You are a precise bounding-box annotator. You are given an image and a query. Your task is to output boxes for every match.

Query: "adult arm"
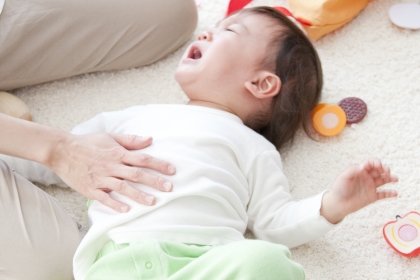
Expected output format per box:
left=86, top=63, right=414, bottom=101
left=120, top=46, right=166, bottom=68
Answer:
left=0, top=113, right=176, bottom=212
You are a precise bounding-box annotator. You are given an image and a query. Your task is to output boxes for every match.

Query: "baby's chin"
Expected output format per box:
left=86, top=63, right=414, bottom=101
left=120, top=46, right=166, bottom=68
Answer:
left=174, top=68, right=193, bottom=89
left=173, top=68, right=183, bottom=85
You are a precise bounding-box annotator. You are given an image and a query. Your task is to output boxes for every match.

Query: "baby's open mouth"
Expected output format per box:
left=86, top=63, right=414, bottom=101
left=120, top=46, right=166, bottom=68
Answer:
left=188, top=46, right=202, bottom=60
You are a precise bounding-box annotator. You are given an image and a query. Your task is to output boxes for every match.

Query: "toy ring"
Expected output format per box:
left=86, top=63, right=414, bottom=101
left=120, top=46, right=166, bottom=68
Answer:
left=311, top=103, right=347, bottom=136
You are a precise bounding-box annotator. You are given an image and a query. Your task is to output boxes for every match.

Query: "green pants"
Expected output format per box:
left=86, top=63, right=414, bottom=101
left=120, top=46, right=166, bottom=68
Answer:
left=86, top=239, right=305, bottom=280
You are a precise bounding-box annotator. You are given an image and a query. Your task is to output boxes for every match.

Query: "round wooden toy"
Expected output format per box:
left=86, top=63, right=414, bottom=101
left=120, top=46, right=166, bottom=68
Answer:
left=338, top=97, right=367, bottom=124
left=383, top=211, right=420, bottom=257
left=0, top=91, right=32, bottom=121
left=311, top=103, right=347, bottom=136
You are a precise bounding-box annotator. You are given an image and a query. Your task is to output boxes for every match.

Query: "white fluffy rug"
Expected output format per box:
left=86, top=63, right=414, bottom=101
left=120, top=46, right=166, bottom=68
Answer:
left=12, top=0, right=420, bottom=279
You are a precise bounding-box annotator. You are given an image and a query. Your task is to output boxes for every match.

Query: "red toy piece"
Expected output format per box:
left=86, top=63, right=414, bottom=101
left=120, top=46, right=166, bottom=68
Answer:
left=226, top=0, right=252, bottom=15
left=383, top=211, right=420, bottom=257
left=225, top=0, right=311, bottom=26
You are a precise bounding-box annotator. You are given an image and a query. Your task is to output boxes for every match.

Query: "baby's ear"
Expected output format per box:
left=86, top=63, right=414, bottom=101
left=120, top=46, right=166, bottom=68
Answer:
left=244, top=71, right=281, bottom=99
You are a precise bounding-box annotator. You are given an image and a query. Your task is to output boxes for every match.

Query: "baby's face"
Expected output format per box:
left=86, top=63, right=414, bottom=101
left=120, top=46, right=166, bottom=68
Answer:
left=175, top=12, right=276, bottom=105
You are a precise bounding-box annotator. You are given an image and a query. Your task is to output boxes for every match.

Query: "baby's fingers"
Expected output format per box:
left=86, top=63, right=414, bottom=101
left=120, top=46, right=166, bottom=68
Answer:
left=380, top=165, right=398, bottom=181
left=374, top=166, right=398, bottom=186
left=360, top=158, right=384, bottom=178
left=377, top=190, right=398, bottom=200
left=389, top=174, right=399, bottom=183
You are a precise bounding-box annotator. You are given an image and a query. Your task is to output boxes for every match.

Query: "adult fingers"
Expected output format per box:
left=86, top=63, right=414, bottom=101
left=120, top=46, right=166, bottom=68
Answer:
left=108, top=133, right=176, bottom=175
left=91, top=188, right=131, bottom=213
left=109, top=133, right=153, bottom=150
left=91, top=180, right=157, bottom=213
left=116, top=165, right=173, bottom=192
left=122, top=151, right=176, bottom=176
left=106, top=178, right=157, bottom=205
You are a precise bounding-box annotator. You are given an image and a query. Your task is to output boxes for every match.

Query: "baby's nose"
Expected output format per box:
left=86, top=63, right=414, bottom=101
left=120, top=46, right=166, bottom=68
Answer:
left=197, top=31, right=212, bottom=41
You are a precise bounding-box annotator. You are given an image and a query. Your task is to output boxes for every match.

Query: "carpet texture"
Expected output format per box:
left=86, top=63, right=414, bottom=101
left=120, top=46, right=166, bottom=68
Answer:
left=12, top=0, right=420, bottom=279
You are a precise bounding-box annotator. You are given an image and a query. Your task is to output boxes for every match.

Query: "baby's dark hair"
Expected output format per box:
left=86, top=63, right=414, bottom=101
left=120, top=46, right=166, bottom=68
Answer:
left=241, top=7, right=323, bottom=150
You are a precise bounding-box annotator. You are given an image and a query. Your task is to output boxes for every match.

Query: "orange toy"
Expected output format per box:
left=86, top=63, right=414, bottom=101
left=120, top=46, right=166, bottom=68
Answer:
left=288, top=0, right=371, bottom=41
left=311, top=103, right=346, bottom=136
left=226, top=0, right=372, bottom=41
left=383, top=212, right=420, bottom=257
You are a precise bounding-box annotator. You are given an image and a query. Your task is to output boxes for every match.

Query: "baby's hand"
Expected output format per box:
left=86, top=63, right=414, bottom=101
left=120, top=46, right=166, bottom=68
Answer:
left=320, top=158, right=398, bottom=224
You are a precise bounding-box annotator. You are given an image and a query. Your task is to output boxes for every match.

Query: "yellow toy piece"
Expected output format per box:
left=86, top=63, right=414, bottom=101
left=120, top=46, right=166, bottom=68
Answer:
left=311, top=103, right=346, bottom=136
left=0, top=91, right=33, bottom=121
left=288, top=0, right=371, bottom=41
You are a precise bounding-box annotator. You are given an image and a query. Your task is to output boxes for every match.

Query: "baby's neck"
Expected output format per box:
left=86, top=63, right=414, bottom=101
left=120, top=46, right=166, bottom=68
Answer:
left=186, top=100, right=258, bottom=130
left=186, top=100, right=236, bottom=116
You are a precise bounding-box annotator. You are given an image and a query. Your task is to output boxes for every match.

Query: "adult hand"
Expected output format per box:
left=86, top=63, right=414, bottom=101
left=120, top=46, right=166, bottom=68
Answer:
left=47, top=133, right=176, bottom=213
left=1, top=113, right=173, bottom=212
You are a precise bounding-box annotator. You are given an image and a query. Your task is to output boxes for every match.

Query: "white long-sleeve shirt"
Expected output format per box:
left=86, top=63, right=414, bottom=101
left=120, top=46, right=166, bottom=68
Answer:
left=0, top=104, right=335, bottom=279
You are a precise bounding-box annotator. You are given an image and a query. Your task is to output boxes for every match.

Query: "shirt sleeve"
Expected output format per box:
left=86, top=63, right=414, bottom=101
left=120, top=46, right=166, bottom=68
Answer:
left=246, top=150, right=336, bottom=248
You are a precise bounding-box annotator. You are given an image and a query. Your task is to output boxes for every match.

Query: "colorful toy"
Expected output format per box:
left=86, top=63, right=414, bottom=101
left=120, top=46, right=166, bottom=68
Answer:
left=226, top=0, right=252, bottom=15
left=226, top=0, right=308, bottom=26
left=311, top=104, right=346, bottom=136
left=288, top=0, right=371, bottom=41
left=383, top=212, right=420, bottom=257
left=389, top=3, right=420, bottom=30
left=311, top=97, right=367, bottom=136
left=226, top=0, right=371, bottom=41
left=338, top=97, right=367, bottom=124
